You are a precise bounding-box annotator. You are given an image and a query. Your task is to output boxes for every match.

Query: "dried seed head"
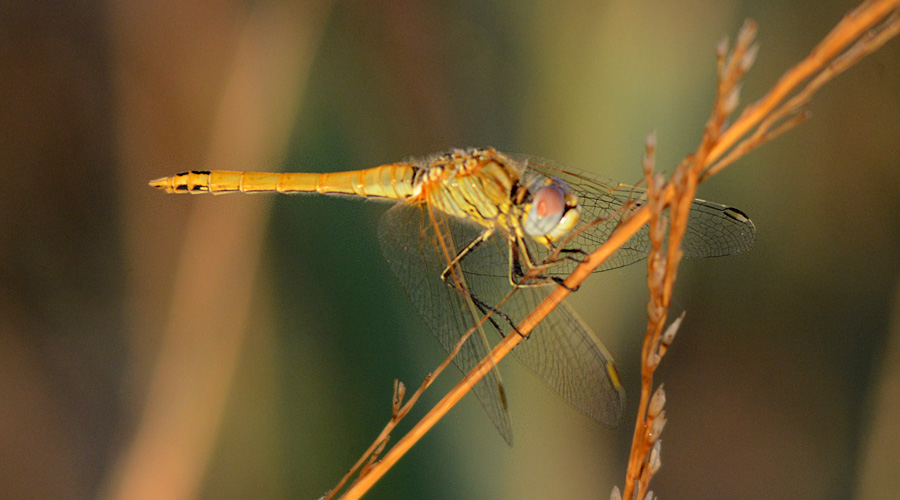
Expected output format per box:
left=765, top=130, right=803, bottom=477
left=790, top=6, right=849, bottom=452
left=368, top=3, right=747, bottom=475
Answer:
left=741, top=43, right=760, bottom=72
left=646, top=352, right=660, bottom=369
left=647, top=301, right=665, bottom=323
left=717, top=36, right=729, bottom=58
left=651, top=216, right=668, bottom=239
left=649, top=440, right=662, bottom=474
left=652, top=173, right=665, bottom=188
left=660, top=311, right=685, bottom=351
left=648, top=385, right=666, bottom=418
left=393, top=380, right=406, bottom=412
left=723, top=83, right=742, bottom=114
left=670, top=247, right=683, bottom=267
left=645, top=130, right=658, bottom=150
left=643, top=143, right=657, bottom=178
left=610, top=486, right=622, bottom=500
left=643, top=155, right=653, bottom=177
left=737, top=19, right=758, bottom=49
left=648, top=259, right=666, bottom=291
left=670, top=167, right=685, bottom=187
left=648, top=410, right=667, bottom=443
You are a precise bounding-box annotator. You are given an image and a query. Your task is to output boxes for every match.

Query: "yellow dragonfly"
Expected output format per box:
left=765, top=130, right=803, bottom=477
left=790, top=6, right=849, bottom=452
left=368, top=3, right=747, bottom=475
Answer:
left=151, top=147, right=755, bottom=444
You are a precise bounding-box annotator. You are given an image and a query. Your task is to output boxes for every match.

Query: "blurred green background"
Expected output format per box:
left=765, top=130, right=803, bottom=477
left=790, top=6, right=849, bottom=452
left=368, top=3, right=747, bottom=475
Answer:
left=2, top=0, right=899, bottom=499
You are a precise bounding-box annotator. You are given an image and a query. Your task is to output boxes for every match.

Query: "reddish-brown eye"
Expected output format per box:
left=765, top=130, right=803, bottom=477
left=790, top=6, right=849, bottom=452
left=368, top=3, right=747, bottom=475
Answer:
left=524, top=184, right=566, bottom=237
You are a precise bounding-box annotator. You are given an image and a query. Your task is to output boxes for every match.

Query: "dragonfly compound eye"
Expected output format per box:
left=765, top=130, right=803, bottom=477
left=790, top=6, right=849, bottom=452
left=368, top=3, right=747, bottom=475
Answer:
left=523, top=183, right=566, bottom=237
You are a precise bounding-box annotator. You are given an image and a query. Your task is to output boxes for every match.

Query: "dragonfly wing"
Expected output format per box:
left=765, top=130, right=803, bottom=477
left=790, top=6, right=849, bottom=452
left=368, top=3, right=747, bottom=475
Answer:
left=571, top=187, right=756, bottom=266
left=677, top=199, right=755, bottom=257
left=425, top=218, right=627, bottom=428
left=512, top=155, right=756, bottom=276
left=506, top=290, right=626, bottom=426
left=378, top=200, right=514, bottom=444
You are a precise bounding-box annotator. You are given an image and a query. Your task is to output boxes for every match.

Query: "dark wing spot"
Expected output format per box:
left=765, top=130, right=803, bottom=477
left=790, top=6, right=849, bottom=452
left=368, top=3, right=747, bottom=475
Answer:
left=723, top=206, right=752, bottom=223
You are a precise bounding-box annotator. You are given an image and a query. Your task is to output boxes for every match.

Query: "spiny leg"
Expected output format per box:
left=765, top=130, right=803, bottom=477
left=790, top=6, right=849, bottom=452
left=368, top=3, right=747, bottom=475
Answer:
left=439, top=229, right=526, bottom=338
left=548, top=248, right=588, bottom=291
left=469, top=293, right=524, bottom=339
left=439, top=228, right=494, bottom=285
left=508, top=238, right=582, bottom=292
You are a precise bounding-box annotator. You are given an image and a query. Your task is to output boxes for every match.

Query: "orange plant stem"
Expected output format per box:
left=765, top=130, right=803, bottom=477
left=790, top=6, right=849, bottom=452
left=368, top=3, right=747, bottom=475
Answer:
left=339, top=190, right=665, bottom=500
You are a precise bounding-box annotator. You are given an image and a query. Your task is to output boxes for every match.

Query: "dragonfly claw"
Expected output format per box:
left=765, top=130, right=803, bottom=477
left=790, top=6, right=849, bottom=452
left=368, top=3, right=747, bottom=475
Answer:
left=553, top=277, right=580, bottom=292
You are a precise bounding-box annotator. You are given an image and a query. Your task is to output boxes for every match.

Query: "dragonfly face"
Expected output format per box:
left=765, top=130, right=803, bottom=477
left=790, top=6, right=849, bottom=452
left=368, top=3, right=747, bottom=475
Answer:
left=520, top=176, right=582, bottom=246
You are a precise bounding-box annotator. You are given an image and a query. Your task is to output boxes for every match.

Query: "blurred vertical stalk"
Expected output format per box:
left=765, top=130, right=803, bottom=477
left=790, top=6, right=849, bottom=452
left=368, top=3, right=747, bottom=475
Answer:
left=855, top=279, right=900, bottom=496
left=106, top=1, right=332, bottom=499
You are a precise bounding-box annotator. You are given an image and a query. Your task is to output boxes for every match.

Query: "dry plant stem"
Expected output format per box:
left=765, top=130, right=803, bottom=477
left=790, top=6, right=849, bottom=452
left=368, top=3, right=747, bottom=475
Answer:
left=629, top=142, right=668, bottom=499
left=338, top=2, right=900, bottom=499
left=702, top=0, right=900, bottom=181
left=324, top=322, right=482, bottom=500
left=625, top=2, right=900, bottom=497
left=105, top=3, right=331, bottom=500
left=625, top=138, right=699, bottom=500
left=339, top=194, right=662, bottom=500
left=328, top=288, right=523, bottom=499
left=704, top=7, right=900, bottom=180
left=323, top=383, right=412, bottom=499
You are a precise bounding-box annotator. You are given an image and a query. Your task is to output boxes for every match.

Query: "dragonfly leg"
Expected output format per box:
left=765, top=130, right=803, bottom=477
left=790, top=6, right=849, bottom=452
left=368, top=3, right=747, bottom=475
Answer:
left=438, top=229, right=528, bottom=338
left=469, top=293, right=525, bottom=338
left=551, top=276, right=580, bottom=292
left=507, top=236, right=580, bottom=289
left=507, top=238, right=548, bottom=288
left=439, top=228, right=495, bottom=288
left=558, top=247, right=589, bottom=264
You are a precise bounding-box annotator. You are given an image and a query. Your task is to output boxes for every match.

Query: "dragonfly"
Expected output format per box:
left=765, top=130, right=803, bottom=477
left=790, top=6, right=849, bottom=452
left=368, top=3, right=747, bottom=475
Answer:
left=150, top=147, right=755, bottom=444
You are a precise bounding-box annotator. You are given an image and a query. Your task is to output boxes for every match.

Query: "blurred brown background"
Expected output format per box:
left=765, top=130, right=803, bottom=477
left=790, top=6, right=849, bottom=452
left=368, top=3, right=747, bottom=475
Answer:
left=2, top=0, right=899, bottom=499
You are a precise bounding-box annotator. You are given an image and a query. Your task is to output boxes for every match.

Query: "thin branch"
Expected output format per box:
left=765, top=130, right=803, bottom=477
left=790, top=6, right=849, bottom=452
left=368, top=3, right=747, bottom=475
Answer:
left=336, top=1, right=900, bottom=498
left=339, top=182, right=672, bottom=500
left=326, top=283, right=523, bottom=499
left=702, top=0, right=900, bottom=180
left=624, top=1, right=899, bottom=497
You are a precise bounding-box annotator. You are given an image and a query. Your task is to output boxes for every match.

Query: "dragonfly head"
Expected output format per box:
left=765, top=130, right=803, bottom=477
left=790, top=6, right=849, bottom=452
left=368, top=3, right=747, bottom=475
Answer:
left=522, top=177, right=582, bottom=245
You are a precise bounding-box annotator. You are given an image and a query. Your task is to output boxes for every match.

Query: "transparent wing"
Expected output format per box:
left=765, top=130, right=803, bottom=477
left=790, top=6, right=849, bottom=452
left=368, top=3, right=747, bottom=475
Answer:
left=379, top=199, right=626, bottom=437
left=378, top=200, right=514, bottom=444
left=377, top=152, right=754, bottom=442
left=458, top=230, right=627, bottom=426
left=507, top=153, right=757, bottom=277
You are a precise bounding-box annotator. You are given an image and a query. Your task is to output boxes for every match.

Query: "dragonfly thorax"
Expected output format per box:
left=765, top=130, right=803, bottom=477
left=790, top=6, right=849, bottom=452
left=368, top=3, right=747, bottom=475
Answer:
left=413, top=148, right=582, bottom=248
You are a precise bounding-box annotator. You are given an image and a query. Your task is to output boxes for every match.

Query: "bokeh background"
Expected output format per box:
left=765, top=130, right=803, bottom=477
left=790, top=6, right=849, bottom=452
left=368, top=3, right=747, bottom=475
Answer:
left=2, top=0, right=899, bottom=499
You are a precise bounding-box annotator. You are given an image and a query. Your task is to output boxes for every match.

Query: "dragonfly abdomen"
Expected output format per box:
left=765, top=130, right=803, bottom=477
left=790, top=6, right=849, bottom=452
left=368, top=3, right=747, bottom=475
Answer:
left=149, top=164, right=419, bottom=199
